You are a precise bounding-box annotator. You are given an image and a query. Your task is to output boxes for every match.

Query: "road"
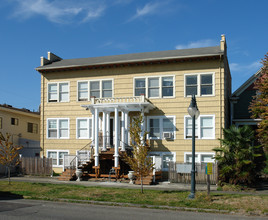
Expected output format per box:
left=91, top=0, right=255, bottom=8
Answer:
left=0, top=199, right=264, bottom=220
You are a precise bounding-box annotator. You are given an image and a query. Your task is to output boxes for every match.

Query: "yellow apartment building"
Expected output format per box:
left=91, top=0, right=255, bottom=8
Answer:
left=36, top=35, right=231, bottom=175
left=0, top=104, right=40, bottom=166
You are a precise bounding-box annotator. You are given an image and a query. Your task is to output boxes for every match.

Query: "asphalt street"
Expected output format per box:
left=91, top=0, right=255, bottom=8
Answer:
left=0, top=199, right=264, bottom=220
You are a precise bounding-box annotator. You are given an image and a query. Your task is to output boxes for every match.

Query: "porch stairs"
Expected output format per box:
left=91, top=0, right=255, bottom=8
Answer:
left=58, top=168, right=76, bottom=181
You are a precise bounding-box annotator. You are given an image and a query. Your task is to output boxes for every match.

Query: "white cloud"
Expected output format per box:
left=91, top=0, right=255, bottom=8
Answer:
left=9, top=0, right=105, bottom=24
left=230, top=61, right=261, bottom=72
left=175, top=39, right=217, bottom=50
left=128, top=2, right=161, bottom=21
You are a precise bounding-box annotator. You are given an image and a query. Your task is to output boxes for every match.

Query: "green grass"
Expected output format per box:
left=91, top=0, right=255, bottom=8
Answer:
left=0, top=181, right=267, bottom=216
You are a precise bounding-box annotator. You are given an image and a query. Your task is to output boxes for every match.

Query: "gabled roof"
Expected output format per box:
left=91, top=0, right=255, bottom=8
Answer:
left=232, top=69, right=262, bottom=97
left=36, top=46, right=223, bottom=72
left=0, top=104, right=40, bottom=118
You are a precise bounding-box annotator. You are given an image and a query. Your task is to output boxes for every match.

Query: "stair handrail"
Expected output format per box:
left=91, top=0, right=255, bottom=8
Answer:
left=76, top=140, right=94, bottom=168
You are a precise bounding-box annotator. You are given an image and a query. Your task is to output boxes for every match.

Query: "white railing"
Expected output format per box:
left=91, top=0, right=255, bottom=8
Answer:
left=91, top=95, right=148, bottom=104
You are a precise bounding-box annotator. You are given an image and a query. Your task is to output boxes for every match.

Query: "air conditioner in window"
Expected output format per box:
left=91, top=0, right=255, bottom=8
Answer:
left=163, top=132, right=172, bottom=139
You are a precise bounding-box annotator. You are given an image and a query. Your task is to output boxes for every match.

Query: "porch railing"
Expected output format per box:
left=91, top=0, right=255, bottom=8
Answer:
left=94, top=96, right=148, bottom=104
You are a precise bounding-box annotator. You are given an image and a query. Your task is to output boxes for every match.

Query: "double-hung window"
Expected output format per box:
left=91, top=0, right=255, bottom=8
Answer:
left=47, top=119, right=69, bottom=139
left=134, top=76, right=174, bottom=98
left=184, top=152, right=215, bottom=163
left=184, top=115, right=215, bottom=139
left=27, top=122, right=38, bottom=134
left=48, top=82, right=69, bottom=102
left=47, top=150, right=69, bottom=166
left=148, top=116, right=176, bottom=139
left=76, top=118, right=92, bottom=139
left=78, top=79, right=113, bottom=101
left=185, top=73, right=214, bottom=97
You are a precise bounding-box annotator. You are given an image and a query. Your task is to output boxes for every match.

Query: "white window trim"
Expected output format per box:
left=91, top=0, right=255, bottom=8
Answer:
left=133, top=75, right=175, bottom=99
left=47, top=82, right=70, bottom=103
left=184, top=152, right=215, bottom=163
left=77, top=79, right=114, bottom=101
left=184, top=115, right=215, bottom=140
left=184, top=72, right=215, bottom=97
left=76, top=117, right=93, bottom=139
left=147, top=116, right=176, bottom=140
left=149, top=151, right=176, bottom=171
left=47, top=118, right=70, bottom=139
left=47, top=150, right=69, bottom=167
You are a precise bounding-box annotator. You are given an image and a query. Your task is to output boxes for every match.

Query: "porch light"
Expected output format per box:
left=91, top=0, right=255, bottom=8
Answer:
left=187, top=95, right=199, bottom=199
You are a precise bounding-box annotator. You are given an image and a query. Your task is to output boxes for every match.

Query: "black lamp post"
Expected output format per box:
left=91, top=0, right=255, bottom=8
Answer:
left=188, top=95, right=200, bottom=199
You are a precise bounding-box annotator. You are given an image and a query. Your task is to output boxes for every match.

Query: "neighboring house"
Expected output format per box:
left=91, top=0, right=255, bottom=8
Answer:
left=0, top=104, right=41, bottom=158
left=36, top=35, right=231, bottom=175
left=230, top=69, right=261, bottom=128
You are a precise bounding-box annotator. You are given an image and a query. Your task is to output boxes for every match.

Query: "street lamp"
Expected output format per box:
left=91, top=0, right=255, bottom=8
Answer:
left=188, top=95, right=200, bottom=199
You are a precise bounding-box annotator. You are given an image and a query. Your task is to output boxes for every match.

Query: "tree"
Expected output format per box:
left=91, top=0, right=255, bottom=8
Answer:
left=249, top=52, right=268, bottom=150
left=0, top=132, right=23, bottom=184
left=123, top=114, right=154, bottom=193
left=213, top=125, right=265, bottom=186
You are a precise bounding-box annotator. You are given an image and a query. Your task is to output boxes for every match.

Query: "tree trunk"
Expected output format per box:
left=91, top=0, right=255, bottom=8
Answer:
left=141, top=174, right=143, bottom=194
left=8, top=166, right=11, bottom=185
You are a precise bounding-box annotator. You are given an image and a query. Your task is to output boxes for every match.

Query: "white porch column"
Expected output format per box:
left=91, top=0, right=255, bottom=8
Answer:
left=94, top=108, right=99, bottom=167
left=124, top=111, right=129, bottom=146
left=106, top=112, right=110, bottom=147
left=91, top=110, right=95, bottom=145
left=102, top=111, right=107, bottom=151
left=121, top=111, right=125, bottom=151
left=114, top=107, right=119, bottom=167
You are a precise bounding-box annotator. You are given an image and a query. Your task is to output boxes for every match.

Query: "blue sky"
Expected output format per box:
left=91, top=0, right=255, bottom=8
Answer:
left=0, top=0, right=267, bottom=111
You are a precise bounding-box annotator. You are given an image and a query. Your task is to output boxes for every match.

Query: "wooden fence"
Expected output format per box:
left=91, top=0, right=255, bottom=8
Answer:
left=168, top=162, right=218, bottom=184
left=20, top=157, right=52, bottom=176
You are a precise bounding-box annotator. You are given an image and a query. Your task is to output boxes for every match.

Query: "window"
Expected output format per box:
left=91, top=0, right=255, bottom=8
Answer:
left=0, top=117, right=2, bottom=129
left=48, top=82, right=69, bottom=102
left=11, top=117, right=19, bottom=125
left=47, top=119, right=69, bottom=139
left=27, top=123, right=38, bottom=134
left=134, top=76, right=174, bottom=98
left=185, top=73, right=214, bottom=96
left=78, top=79, right=113, bottom=101
left=148, top=116, right=176, bottom=139
left=47, top=150, right=69, bottom=167
left=150, top=152, right=176, bottom=171
left=184, top=115, right=215, bottom=139
left=184, top=152, right=214, bottom=163
left=77, top=118, right=92, bottom=139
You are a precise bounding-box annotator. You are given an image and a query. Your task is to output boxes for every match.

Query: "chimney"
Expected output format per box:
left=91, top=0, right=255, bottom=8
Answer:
left=40, top=56, right=51, bottom=66
left=48, top=52, right=62, bottom=62
left=220, top=34, right=226, bottom=51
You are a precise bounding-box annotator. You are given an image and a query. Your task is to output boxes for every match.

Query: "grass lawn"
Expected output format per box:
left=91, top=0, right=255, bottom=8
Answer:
left=0, top=181, right=267, bottom=216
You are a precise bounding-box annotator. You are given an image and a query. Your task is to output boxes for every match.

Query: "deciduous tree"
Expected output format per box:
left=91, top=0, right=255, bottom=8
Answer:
left=0, top=132, right=23, bottom=184
left=123, top=114, right=154, bottom=193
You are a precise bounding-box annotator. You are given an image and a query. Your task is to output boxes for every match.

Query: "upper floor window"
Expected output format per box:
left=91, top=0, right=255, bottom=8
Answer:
left=48, top=82, right=69, bottom=102
left=147, top=116, right=176, bottom=140
left=76, top=118, right=92, bottom=139
left=184, top=115, right=215, bottom=139
left=185, top=73, right=214, bottom=97
left=27, top=122, right=38, bottom=134
left=47, top=118, right=69, bottom=139
left=78, top=79, right=113, bottom=101
left=11, top=117, right=19, bottom=126
left=134, top=76, right=174, bottom=98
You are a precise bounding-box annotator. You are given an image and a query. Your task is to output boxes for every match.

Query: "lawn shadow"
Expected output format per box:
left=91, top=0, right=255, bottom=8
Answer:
left=0, top=191, right=24, bottom=200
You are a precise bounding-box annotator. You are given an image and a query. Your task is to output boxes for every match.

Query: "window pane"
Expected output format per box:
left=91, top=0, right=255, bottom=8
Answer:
left=201, top=128, right=213, bottom=138
left=48, top=120, right=57, bottom=129
left=78, top=119, right=87, bottom=129
left=163, top=118, right=173, bottom=132
left=201, top=155, right=214, bottom=163
left=149, top=88, right=159, bottom=97
left=79, top=129, right=88, bottom=138
left=149, top=119, right=160, bottom=138
left=135, top=88, right=146, bottom=96
left=59, top=152, right=68, bottom=165
left=60, top=93, right=68, bottom=102
left=78, top=82, right=88, bottom=100
left=186, top=154, right=198, bottom=163
left=201, top=75, right=212, bottom=84
left=150, top=119, right=159, bottom=127
left=186, top=76, right=197, bottom=85
left=48, top=130, right=57, bottom=138
left=48, top=84, right=58, bottom=101
left=79, top=91, right=88, bottom=99
left=201, top=117, right=213, bottom=127
left=162, top=77, right=173, bottom=86
left=59, top=83, right=69, bottom=102
left=102, top=81, right=112, bottom=90
left=162, top=87, right=173, bottom=97
left=148, top=78, right=159, bottom=87
left=59, top=120, right=68, bottom=129
left=90, top=91, right=100, bottom=98
left=60, top=129, right=68, bottom=138
left=135, top=79, right=145, bottom=88
left=186, top=86, right=197, bottom=96
left=90, top=81, right=99, bottom=90
left=163, top=155, right=173, bottom=169
left=201, top=85, right=212, bottom=95
left=48, top=84, right=57, bottom=92
left=78, top=82, right=88, bottom=90
left=59, top=83, right=68, bottom=92
left=103, top=90, right=112, bottom=98
left=48, top=152, right=57, bottom=165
